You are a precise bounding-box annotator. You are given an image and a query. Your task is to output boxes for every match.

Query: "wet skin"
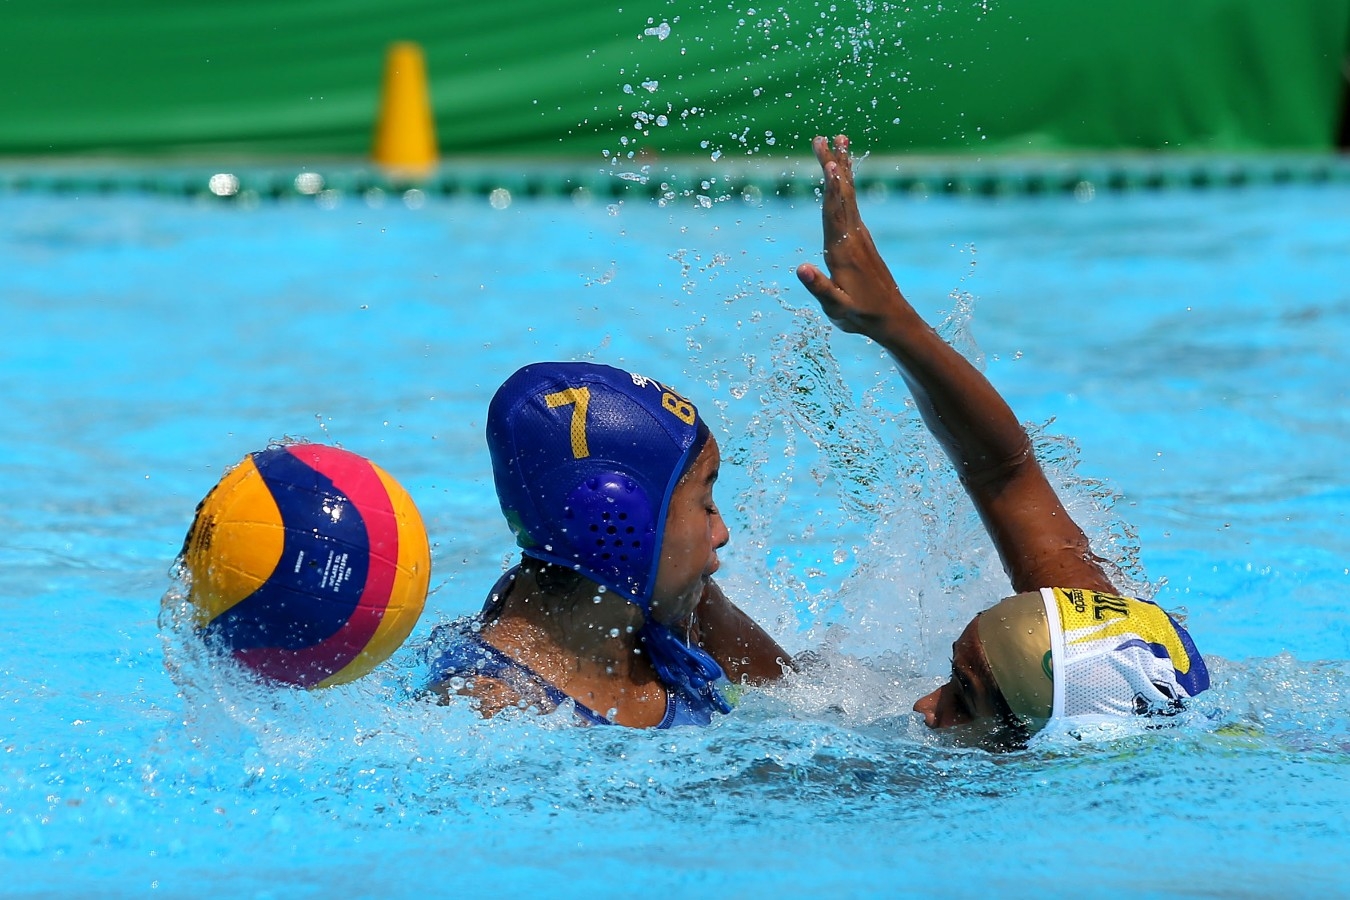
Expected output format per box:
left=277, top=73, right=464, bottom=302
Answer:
left=648, top=439, right=730, bottom=628
left=912, top=615, right=1017, bottom=745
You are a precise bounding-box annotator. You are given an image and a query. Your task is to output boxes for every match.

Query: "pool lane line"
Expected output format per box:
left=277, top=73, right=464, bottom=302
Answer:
left=1, top=154, right=1347, bottom=203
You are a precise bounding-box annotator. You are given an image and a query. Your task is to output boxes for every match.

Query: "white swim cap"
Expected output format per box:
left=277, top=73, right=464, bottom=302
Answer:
left=978, top=587, right=1210, bottom=732
left=1042, top=587, right=1209, bottom=720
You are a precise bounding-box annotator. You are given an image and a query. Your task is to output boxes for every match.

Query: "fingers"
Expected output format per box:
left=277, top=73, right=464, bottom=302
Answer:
left=795, top=262, right=825, bottom=288
left=796, top=263, right=849, bottom=314
left=795, top=263, right=834, bottom=303
left=812, top=134, right=854, bottom=188
left=814, top=137, right=843, bottom=213
left=812, top=134, right=832, bottom=166
left=813, top=135, right=860, bottom=238
left=800, top=136, right=866, bottom=330
left=812, top=134, right=852, bottom=167
left=832, top=134, right=852, bottom=182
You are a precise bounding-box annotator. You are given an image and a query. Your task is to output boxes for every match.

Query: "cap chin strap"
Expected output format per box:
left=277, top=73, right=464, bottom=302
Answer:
left=639, top=619, right=732, bottom=715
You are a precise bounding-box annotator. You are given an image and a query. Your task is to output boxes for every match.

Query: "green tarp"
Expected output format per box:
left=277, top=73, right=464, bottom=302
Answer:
left=1, top=0, right=1347, bottom=159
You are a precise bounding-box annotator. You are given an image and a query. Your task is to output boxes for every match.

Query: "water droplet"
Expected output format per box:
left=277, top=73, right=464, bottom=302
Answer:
left=294, top=171, right=323, bottom=194
left=208, top=173, right=239, bottom=197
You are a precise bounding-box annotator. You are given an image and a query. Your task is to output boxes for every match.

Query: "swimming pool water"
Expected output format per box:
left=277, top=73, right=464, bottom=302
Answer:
left=2, top=178, right=1347, bottom=896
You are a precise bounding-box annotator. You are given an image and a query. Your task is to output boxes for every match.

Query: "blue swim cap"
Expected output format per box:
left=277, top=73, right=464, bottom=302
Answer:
left=487, top=362, right=709, bottom=610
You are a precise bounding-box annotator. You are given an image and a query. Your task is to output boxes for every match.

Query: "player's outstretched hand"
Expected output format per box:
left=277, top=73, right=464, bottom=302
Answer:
left=795, top=134, right=910, bottom=340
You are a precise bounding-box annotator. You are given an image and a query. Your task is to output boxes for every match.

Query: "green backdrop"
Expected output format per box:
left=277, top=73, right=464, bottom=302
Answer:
left=1, top=0, right=1347, bottom=159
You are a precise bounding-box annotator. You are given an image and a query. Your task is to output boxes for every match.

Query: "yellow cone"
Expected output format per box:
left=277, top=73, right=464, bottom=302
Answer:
left=372, top=42, right=438, bottom=175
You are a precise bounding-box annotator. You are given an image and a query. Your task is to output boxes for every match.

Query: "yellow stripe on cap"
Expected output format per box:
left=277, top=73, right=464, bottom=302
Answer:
left=1051, top=588, right=1194, bottom=676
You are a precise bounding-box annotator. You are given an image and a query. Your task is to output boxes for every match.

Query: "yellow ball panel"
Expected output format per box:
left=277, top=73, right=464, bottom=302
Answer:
left=183, top=457, right=285, bottom=625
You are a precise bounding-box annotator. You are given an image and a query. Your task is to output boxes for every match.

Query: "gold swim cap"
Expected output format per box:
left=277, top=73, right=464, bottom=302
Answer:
left=977, top=592, right=1053, bottom=727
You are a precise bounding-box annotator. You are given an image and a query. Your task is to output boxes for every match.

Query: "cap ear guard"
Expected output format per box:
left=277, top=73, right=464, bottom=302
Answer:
left=557, top=473, right=658, bottom=600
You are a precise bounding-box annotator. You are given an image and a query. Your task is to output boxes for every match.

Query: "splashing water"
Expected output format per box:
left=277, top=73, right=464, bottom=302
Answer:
left=3, top=183, right=1348, bottom=892
left=595, top=1, right=965, bottom=199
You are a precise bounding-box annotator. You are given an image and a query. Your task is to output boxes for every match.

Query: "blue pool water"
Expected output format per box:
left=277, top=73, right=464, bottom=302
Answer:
left=2, top=175, right=1348, bottom=895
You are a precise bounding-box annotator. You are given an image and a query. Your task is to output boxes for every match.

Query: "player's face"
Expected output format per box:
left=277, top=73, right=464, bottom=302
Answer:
left=648, top=440, right=729, bottom=626
left=913, top=616, right=1009, bottom=734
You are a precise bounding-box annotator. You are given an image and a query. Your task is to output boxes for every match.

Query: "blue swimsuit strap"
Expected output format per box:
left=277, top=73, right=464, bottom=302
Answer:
left=460, top=631, right=614, bottom=727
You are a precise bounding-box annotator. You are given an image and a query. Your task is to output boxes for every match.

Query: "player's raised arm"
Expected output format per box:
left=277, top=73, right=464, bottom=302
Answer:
left=796, top=135, right=1116, bottom=595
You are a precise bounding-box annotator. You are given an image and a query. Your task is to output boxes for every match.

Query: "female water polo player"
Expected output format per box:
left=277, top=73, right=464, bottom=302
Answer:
left=796, top=135, right=1209, bottom=743
left=423, top=362, right=792, bottom=727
